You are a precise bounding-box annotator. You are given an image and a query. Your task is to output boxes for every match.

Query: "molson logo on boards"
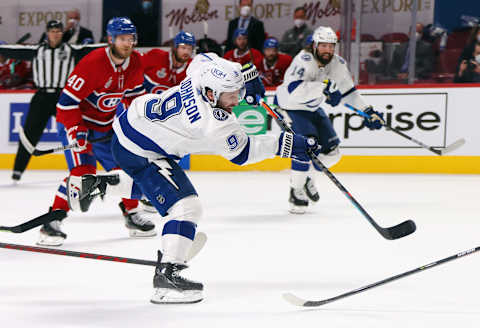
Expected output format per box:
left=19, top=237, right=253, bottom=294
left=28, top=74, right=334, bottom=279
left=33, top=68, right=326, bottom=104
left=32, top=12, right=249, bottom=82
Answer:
left=9, top=103, right=58, bottom=142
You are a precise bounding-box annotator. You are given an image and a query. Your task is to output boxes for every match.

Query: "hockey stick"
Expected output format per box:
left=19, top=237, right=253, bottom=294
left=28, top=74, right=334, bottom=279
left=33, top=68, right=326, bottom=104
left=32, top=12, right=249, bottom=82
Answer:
left=16, top=33, right=31, bottom=44
left=283, top=245, right=480, bottom=307
left=344, top=103, right=465, bottom=156
left=260, top=100, right=416, bottom=240
left=0, top=232, right=207, bottom=264
left=0, top=210, right=66, bottom=233
left=33, top=135, right=112, bottom=156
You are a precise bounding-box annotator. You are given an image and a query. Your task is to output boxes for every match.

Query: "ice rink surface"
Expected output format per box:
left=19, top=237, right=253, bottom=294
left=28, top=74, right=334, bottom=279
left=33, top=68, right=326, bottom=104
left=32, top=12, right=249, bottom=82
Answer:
left=0, top=169, right=479, bottom=327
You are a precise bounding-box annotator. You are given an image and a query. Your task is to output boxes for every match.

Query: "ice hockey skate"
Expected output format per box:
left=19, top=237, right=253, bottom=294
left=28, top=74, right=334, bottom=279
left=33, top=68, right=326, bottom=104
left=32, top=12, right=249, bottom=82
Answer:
left=37, top=220, right=67, bottom=246
left=304, top=176, right=319, bottom=202
left=151, top=251, right=203, bottom=304
left=118, top=202, right=157, bottom=237
left=289, top=187, right=309, bottom=214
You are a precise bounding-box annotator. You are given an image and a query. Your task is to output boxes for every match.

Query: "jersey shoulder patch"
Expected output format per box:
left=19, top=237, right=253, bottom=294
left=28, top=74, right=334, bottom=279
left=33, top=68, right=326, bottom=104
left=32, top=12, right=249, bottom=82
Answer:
left=213, top=108, right=229, bottom=121
left=300, top=53, right=312, bottom=61
left=335, top=55, right=346, bottom=65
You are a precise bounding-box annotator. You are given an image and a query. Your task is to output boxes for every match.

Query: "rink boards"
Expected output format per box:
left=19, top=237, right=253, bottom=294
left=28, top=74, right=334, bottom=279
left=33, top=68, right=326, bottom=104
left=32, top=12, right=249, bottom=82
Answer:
left=0, top=84, right=479, bottom=174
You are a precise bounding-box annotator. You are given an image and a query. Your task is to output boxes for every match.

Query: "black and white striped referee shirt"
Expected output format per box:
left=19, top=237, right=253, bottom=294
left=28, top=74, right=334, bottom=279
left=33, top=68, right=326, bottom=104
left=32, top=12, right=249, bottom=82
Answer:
left=0, top=42, right=100, bottom=89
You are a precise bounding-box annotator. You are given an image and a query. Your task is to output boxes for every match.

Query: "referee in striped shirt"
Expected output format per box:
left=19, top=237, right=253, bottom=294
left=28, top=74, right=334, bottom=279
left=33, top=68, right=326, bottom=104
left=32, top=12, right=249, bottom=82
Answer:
left=0, top=20, right=98, bottom=182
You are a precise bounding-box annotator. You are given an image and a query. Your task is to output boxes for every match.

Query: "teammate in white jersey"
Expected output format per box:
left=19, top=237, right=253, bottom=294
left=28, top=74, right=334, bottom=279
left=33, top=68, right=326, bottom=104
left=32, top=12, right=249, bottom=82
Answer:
left=70, top=53, right=319, bottom=304
left=275, top=26, right=385, bottom=214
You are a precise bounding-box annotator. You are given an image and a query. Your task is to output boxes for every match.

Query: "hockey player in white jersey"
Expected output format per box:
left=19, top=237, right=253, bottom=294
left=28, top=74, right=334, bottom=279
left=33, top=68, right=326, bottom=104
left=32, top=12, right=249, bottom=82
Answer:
left=275, top=26, right=385, bottom=214
left=70, top=53, right=319, bottom=304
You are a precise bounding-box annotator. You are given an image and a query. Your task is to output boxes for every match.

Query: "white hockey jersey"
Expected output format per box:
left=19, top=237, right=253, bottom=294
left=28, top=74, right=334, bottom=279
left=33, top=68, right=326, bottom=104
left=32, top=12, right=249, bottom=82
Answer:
left=275, top=50, right=368, bottom=111
left=113, top=75, right=279, bottom=166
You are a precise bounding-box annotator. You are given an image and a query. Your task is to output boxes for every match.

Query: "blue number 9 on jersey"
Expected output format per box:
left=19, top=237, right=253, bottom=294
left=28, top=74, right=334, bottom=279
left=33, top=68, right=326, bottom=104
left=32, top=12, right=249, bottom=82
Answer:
left=144, top=92, right=182, bottom=122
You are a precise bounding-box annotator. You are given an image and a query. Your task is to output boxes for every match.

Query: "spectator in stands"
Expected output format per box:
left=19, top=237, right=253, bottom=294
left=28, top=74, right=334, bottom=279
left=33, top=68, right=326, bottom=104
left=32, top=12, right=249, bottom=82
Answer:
left=454, top=26, right=480, bottom=83
left=224, top=28, right=263, bottom=69
left=279, top=6, right=313, bottom=58
left=258, top=38, right=292, bottom=87
left=226, top=0, right=265, bottom=52
left=390, top=23, right=435, bottom=80
left=39, top=9, right=94, bottom=44
left=0, top=41, right=32, bottom=89
left=63, top=9, right=95, bottom=44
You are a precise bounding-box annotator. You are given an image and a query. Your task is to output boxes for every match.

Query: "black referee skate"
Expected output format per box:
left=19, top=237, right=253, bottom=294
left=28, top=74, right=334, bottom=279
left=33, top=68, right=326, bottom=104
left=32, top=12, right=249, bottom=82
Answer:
left=289, top=187, right=309, bottom=214
left=37, top=208, right=68, bottom=246
left=151, top=251, right=203, bottom=304
left=304, top=177, right=320, bottom=202
left=118, top=202, right=156, bottom=237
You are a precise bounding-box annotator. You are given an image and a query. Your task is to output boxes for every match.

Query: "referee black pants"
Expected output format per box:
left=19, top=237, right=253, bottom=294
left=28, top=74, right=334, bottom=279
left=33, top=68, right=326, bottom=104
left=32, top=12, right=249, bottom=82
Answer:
left=12, top=90, right=60, bottom=179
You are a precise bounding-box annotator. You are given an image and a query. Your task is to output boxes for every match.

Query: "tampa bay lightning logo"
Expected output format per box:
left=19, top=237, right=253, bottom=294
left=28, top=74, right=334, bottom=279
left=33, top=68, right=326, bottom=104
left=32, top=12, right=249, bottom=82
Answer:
left=301, top=53, right=312, bottom=61
left=213, top=108, right=229, bottom=121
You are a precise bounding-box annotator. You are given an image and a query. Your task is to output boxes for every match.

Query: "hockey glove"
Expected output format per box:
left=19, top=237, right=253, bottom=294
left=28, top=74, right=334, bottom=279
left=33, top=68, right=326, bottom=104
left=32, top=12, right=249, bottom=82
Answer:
left=242, top=63, right=265, bottom=105
left=363, top=106, right=385, bottom=130
left=277, top=132, right=320, bottom=162
left=67, top=125, right=91, bottom=153
left=323, top=79, right=342, bottom=107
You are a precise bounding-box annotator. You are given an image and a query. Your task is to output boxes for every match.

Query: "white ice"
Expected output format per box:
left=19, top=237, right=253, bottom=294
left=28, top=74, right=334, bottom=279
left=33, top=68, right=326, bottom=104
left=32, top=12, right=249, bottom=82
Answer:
left=0, top=170, right=479, bottom=327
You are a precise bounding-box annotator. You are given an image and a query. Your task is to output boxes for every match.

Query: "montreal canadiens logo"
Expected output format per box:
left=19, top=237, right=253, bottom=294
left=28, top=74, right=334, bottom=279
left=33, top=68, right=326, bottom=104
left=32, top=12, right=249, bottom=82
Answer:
left=213, top=108, right=229, bottom=121
left=97, top=93, right=123, bottom=112
left=151, top=85, right=170, bottom=94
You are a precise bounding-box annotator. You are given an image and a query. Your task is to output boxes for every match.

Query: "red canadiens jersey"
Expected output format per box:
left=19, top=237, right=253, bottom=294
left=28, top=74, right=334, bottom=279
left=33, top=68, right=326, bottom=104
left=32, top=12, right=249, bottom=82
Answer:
left=258, top=53, right=292, bottom=87
left=56, top=47, right=145, bottom=132
left=223, top=48, right=263, bottom=70
left=141, top=49, right=191, bottom=94
left=0, top=59, right=30, bottom=89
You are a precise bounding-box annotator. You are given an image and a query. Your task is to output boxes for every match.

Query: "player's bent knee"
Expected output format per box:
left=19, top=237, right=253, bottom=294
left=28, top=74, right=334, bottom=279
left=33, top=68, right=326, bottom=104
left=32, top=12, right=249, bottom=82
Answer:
left=314, top=146, right=341, bottom=169
left=103, top=169, right=137, bottom=198
left=167, top=195, right=203, bottom=225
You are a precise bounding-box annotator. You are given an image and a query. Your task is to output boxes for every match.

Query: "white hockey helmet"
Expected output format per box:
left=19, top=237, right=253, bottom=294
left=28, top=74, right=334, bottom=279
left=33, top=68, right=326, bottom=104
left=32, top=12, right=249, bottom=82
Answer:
left=312, top=26, right=338, bottom=46
left=198, top=60, right=245, bottom=107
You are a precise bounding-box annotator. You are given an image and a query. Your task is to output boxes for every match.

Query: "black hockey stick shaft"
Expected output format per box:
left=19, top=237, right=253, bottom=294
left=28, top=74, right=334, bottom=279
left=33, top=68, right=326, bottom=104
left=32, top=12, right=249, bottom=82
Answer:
left=344, top=103, right=443, bottom=155
left=0, top=242, right=157, bottom=267
left=0, top=210, right=66, bottom=233
left=33, top=135, right=112, bottom=156
left=286, top=246, right=480, bottom=307
left=16, top=33, right=31, bottom=44
left=260, top=101, right=415, bottom=240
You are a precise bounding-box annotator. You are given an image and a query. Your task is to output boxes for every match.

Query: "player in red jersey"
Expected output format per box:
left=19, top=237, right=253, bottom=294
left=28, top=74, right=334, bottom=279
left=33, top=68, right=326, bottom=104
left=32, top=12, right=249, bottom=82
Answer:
left=223, top=28, right=263, bottom=70
left=258, top=38, right=292, bottom=87
left=37, top=17, right=156, bottom=246
left=142, top=31, right=195, bottom=94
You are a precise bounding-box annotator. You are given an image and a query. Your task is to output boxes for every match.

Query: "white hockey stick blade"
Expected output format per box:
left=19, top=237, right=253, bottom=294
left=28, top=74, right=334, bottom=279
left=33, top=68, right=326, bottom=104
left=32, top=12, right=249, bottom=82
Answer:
left=282, top=292, right=307, bottom=306
left=439, top=138, right=466, bottom=155
left=186, top=231, right=207, bottom=262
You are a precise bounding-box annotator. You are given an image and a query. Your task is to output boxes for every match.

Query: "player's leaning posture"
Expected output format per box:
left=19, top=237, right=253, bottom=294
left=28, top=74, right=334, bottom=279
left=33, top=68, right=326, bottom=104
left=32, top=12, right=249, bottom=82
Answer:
left=141, top=31, right=195, bottom=94
left=37, top=17, right=155, bottom=246
left=275, top=26, right=385, bottom=214
left=73, top=53, right=319, bottom=304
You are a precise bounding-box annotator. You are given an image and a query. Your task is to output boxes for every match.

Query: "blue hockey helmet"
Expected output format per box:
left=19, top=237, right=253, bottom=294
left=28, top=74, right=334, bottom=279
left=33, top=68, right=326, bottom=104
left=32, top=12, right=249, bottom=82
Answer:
left=173, top=31, right=196, bottom=48
left=106, top=17, right=137, bottom=42
left=305, top=33, right=313, bottom=46
left=233, top=28, right=248, bottom=40
left=263, top=38, right=279, bottom=49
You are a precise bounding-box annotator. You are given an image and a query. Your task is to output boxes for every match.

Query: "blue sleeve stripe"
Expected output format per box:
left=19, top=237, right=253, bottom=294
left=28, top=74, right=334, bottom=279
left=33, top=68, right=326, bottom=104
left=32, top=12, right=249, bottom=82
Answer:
left=162, top=220, right=196, bottom=240
left=230, top=137, right=250, bottom=165
left=287, top=80, right=303, bottom=93
left=118, top=111, right=179, bottom=160
left=342, top=87, right=356, bottom=98
left=58, top=92, right=80, bottom=106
